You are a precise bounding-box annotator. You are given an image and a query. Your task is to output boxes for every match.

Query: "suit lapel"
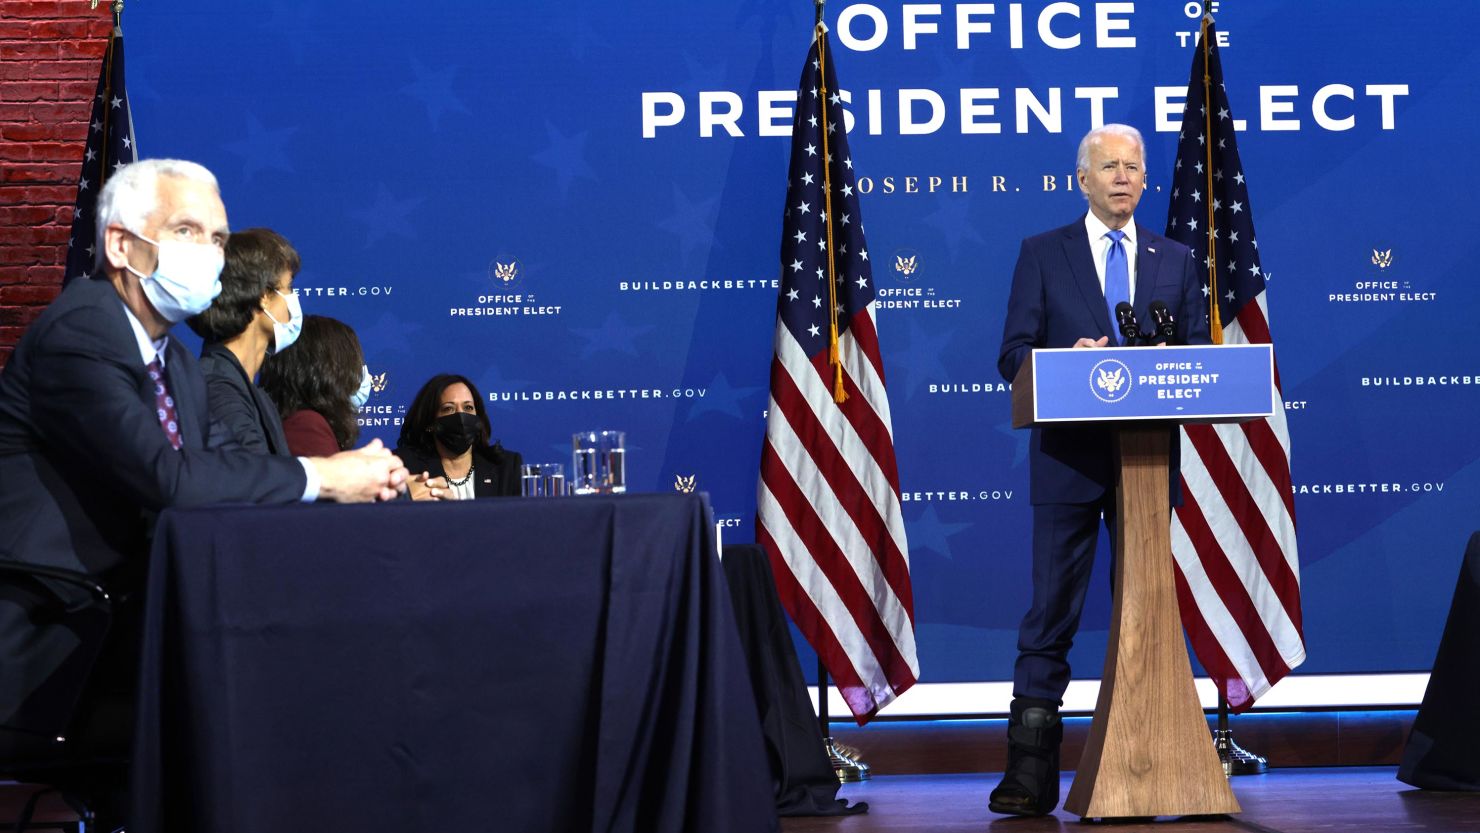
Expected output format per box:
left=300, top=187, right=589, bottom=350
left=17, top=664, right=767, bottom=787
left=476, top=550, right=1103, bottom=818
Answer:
left=1133, top=224, right=1162, bottom=324
left=1060, top=221, right=1113, bottom=340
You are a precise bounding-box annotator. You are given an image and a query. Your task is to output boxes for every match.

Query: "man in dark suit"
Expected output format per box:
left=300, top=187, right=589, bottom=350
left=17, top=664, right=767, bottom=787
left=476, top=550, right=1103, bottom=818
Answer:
left=990, top=125, right=1210, bottom=816
left=0, top=159, right=407, bottom=822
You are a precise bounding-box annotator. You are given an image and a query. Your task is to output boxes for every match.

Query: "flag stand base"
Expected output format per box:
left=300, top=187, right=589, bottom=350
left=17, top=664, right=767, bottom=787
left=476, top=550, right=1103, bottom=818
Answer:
left=1214, top=729, right=1268, bottom=776
left=1214, top=695, right=1268, bottom=776
left=824, top=737, right=871, bottom=782
left=817, top=658, right=871, bottom=782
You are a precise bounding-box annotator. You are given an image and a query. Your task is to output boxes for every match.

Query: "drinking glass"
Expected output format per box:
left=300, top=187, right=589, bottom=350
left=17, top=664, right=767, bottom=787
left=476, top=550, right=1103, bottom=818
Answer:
left=571, top=430, right=626, bottom=495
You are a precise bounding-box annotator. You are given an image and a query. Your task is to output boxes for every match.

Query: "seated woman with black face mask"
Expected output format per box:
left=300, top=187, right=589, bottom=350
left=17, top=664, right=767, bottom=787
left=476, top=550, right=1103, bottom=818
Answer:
left=394, top=374, right=523, bottom=500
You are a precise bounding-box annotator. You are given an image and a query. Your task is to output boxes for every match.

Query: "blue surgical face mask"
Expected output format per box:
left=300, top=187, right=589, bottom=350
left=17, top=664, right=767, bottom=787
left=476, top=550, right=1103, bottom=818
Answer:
left=124, top=233, right=225, bottom=323
left=350, top=365, right=372, bottom=409
left=262, top=289, right=303, bottom=354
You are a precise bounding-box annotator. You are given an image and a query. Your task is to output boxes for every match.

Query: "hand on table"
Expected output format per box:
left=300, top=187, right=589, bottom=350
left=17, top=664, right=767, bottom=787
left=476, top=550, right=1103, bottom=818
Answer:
left=409, top=472, right=455, bottom=501
left=310, top=439, right=409, bottom=502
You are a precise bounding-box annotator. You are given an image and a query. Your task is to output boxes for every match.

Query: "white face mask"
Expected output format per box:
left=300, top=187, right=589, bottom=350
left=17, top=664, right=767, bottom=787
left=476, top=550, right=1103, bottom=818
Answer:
left=350, top=365, right=373, bottom=410
left=262, top=289, right=304, bottom=353
left=125, top=233, right=226, bottom=323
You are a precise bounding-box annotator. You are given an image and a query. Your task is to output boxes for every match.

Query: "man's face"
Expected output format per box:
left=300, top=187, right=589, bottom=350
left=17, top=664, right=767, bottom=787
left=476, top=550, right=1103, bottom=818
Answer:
left=1077, top=133, right=1144, bottom=229
left=118, top=176, right=229, bottom=276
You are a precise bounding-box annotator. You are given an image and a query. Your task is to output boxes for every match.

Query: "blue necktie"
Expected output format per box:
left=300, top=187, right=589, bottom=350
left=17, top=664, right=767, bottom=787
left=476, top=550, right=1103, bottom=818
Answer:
left=1104, top=229, right=1130, bottom=344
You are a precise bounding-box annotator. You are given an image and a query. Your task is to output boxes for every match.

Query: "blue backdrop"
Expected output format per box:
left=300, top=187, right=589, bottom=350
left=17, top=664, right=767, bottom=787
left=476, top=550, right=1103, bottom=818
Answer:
left=127, top=1, right=1480, bottom=687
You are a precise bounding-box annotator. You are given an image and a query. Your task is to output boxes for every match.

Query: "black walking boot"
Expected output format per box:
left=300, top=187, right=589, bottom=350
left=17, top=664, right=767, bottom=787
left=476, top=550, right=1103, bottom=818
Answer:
left=988, top=698, right=1063, bottom=816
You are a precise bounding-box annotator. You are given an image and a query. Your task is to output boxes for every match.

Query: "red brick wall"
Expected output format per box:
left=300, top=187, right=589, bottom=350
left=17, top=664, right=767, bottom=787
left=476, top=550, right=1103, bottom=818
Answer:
left=0, top=2, right=113, bottom=368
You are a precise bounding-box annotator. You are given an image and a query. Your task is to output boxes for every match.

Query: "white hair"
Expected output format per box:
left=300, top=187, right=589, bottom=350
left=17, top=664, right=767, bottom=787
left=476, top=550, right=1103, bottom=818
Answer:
left=1076, top=123, right=1145, bottom=172
left=94, top=159, right=219, bottom=269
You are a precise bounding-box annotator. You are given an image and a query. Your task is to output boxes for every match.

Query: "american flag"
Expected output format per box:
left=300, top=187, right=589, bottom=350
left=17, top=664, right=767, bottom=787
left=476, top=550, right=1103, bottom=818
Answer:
left=756, top=25, right=918, bottom=724
left=64, top=21, right=136, bottom=284
left=1163, top=17, right=1305, bottom=712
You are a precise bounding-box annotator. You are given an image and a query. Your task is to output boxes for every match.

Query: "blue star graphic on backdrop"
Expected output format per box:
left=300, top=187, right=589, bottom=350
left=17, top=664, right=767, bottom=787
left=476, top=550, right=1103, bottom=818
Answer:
left=657, top=184, right=721, bottom=265
left=995, top=420, right=1030, bottom=468
left=478, top=365, right=536, bottom=413
left=354, top=311, right=424, bottom=360
left=921, top=193, right=986, bottom=263
left=887, top=318, right=954, bottom=400
left=349, top=185, right=423, bottom=247
left=674, top=53, right=730, bottom=99
left=531, top=122, right=597, bottom=199
left=263, top=2, right=325, bottom=64
left=223, top=114, right=297, bottom=182
left=907, top=505, right=972, bottom=560
left=567, top=16, right=608, bottom=61
left=401, top=58, right=470, bottom=130
left=570, top=311, right=653, bottom=359
left=931, top=51, right=982, bottom=95
left=685, top=372, right=763, bottom=421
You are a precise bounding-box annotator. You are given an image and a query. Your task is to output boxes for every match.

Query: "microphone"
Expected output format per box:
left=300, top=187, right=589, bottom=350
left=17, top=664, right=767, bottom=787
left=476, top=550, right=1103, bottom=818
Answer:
left=1114, top=302, right=1140, bottom=345
left=1149, top=300, right=1177, bottom=344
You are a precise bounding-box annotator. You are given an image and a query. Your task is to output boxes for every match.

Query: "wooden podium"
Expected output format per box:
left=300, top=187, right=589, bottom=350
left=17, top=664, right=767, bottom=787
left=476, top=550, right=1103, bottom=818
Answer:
left=1012, top=344, right=1276, bottom=820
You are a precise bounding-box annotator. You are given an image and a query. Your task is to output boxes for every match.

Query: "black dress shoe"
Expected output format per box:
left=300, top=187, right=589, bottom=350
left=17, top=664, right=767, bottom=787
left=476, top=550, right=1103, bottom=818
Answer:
left=989, top=698, right=1063, bottom=816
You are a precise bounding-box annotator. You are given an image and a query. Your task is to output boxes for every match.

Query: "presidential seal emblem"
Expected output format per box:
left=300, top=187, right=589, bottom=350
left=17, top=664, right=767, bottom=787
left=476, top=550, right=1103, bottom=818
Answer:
left=1090, top=358, right=1132, bottom=404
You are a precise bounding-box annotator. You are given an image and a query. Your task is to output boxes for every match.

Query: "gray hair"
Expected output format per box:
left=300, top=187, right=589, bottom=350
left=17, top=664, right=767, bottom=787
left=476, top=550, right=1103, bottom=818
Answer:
left=94, top=159, right=219, bottom=269
left=1076, top=123, right=1145, bottom=173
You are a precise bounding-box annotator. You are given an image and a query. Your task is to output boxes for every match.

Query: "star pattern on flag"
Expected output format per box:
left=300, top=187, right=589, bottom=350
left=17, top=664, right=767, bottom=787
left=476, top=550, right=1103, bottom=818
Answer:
left=64, top=27, right=136, bottom=284
left=775, top=70, right=872, bottom=351
left=1167, top=86, right=1264, bottom=330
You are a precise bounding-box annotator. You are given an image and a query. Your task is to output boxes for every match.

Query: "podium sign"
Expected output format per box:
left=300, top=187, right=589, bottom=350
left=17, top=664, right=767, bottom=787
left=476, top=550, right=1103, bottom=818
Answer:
left=1010, top=344, right=1276, bottom=819
left=1014, top=343, right=1275, bottom=428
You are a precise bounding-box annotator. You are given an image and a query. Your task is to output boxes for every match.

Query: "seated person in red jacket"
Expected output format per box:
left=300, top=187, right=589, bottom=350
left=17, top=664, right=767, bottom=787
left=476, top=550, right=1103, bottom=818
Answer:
left=260, top=314, right=368, bottom=457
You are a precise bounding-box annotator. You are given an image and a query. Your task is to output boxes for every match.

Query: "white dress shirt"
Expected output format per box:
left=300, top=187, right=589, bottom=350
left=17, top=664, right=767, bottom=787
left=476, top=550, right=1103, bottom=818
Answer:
left=1083, top=212, right=1138, bottom=302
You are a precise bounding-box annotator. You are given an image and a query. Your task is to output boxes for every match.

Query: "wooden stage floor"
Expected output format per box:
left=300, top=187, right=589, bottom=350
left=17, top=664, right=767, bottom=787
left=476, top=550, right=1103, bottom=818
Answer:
left=4, top=766, right=1475, bottom=831
left=781, top=768, right=1480, bottom=833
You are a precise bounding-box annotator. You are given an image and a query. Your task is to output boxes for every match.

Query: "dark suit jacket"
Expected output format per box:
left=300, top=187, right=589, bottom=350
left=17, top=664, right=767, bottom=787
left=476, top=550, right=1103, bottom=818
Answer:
left=394, top=443, right=523, bottom=498
left=0, top=277, right=308, bottom=736
left=199, top=341, right=291, bottom=456
left=998, top=217, right=1211, bottom=505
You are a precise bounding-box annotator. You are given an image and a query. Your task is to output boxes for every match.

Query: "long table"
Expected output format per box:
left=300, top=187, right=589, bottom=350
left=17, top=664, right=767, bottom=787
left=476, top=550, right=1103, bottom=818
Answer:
left=129, top=493, right=777, bottom=833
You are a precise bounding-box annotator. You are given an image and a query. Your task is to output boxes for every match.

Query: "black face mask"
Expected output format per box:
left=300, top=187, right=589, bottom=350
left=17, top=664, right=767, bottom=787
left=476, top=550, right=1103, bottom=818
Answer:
left=432, top=412, right=480, bottom=455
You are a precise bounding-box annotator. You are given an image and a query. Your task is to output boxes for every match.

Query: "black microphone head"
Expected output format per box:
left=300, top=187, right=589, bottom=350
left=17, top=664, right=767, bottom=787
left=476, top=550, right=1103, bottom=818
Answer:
left=1114, top=302, right=1138, bottom=340
left=1149, top=300, right=1176, bottom=339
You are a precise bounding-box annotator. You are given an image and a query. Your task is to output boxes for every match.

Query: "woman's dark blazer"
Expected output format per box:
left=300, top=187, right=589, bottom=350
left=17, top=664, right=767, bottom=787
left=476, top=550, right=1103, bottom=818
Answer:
left=394, top=443, right=523, bottom=498
left=198, top=341, right=292, bottom=456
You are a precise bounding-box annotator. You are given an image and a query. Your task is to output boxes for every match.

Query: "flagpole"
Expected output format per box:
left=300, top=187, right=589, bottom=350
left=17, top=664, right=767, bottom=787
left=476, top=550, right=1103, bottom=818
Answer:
left=1200, top=14, right=1223, bottom=342
left=1193, top=16, right=1272, bottom=776
left=809, top=0, right=868, bottom=782
left=813, top=2, right=846, bottom=404
left=1214, top=693, right=1269, bottom=775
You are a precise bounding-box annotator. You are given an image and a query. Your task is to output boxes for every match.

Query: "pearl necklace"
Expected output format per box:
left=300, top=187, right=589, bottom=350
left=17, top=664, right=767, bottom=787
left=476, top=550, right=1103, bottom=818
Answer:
left=446, top=464, right=475, bottom=487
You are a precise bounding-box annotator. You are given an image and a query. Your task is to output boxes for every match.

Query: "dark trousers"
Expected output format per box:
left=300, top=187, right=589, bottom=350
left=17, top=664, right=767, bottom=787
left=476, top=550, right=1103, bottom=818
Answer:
left=1012, top=497, right=1117, bottom=704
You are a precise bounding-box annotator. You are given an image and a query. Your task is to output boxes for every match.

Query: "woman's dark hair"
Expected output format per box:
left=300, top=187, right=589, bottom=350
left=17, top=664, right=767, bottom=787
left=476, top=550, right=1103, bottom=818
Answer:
left=260, top=315, right=363, bottom=451
left=397, top=374, right=493, bottom=457
left=186, top=227, right=301, bottom=342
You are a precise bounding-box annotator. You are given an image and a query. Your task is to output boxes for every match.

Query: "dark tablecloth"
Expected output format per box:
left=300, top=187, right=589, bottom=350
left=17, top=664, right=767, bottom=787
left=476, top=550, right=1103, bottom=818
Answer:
left=1399, top=531, right=1480, bottom=791
left=721, top=544, right=863, bottom=817
left=130, top=494, right=778, bottom=833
